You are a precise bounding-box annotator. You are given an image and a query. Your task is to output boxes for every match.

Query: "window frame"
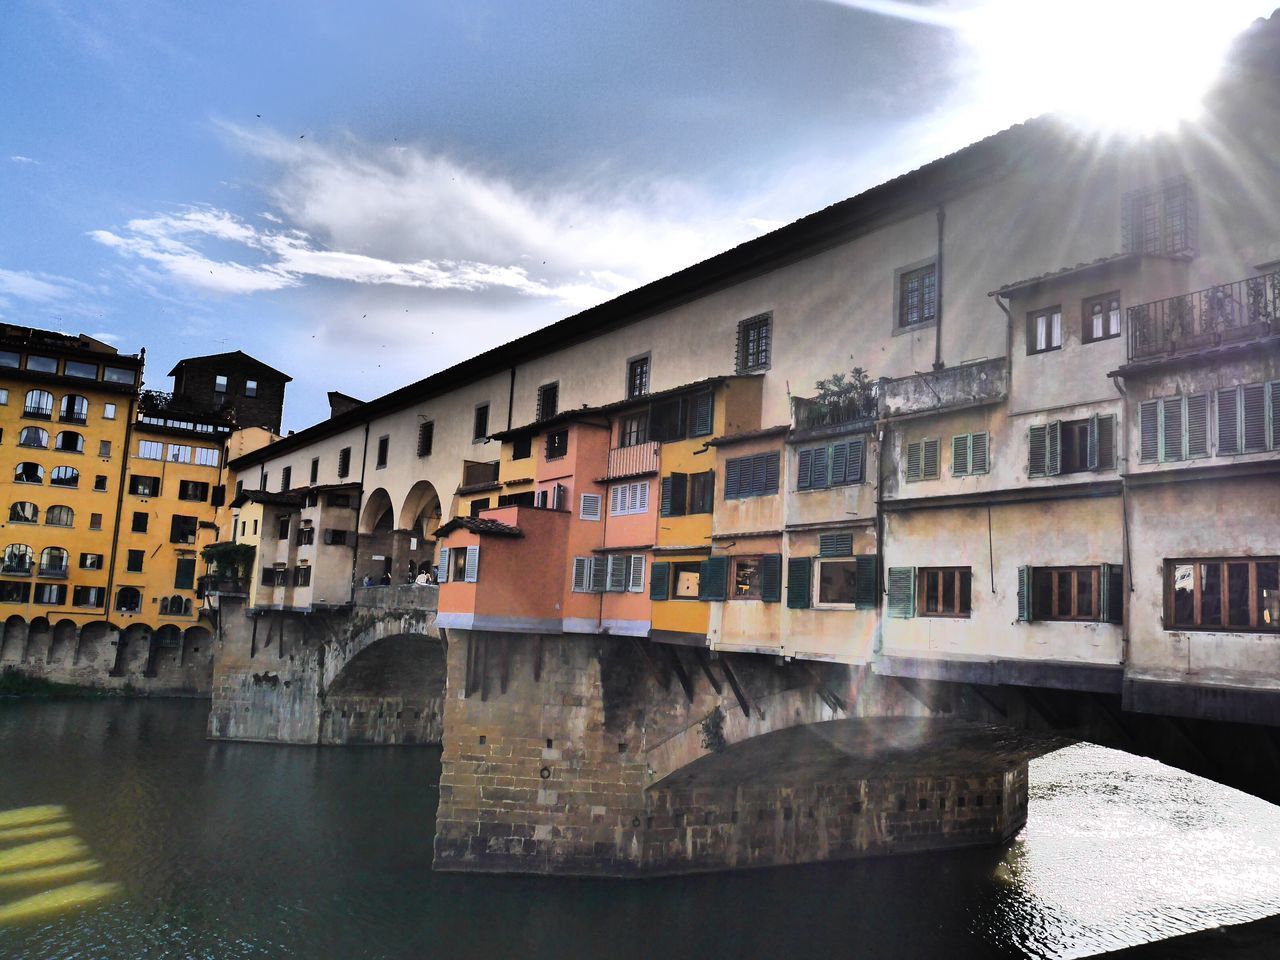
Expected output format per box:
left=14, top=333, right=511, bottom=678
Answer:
left=893, top=258, right=938, bottom=332
left=730, top=556, right=763, bottom=600
left=736, top=313, right=772, bottom=373
left=916, top=566, right=972, bottom=618
left=1165, top=556, right=1280, bottom=633
left=1082, top=292, right=1122, bottom=344
left=536, top=382, right=559, bottom=422
left=1031, top=566, right=1100, bottom=621
left=670, top=560, right=702, bottom=601
left=1027, top=306, right=1064, bottom=354
left=473, top=403, right=490, bottom=443
left=626, top=354, right=650, bottom=400
left=813, top=557, right=861, bottom=609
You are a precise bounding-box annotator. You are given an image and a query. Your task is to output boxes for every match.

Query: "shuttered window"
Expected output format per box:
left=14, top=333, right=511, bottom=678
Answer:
left=463, top=545, right=480, bottom=583
left=650, top=562, right=670, bottom=601
left=698, top=556, right=730, bottom=601
left=606, top=554, right=628, bottom=592
left=951, top=433, right=990, bottom=477
left=724, top=452, right=780, bottom=499
left=580, top=493, right=602, bottom=521
left=887, top=567, right=916, bottom=618
left=337, top=446, right=351, bottom=478
left=1142, top=393, right=1217, bottom=462
left=1019, top=566, right=1110, bottom=621
left=786, top=557, right=812, bottom=609
left=609, top=481, right=649, bottom=516
left=628, top=555, right=647, bottom=593
left=572, top=557, right=590, bottom=592
left=814, top=555, right=878, bottom=607
left=906, top=438, right=940, bottom=481
left=797, top=439, right=865, bottom=490
left=660, top=473, right=688, bottom=517
left=760, top=554, right=782, bottom=602
left=818, top=532, right=853, bottom=557
left=437, top=546, right=450, bottom=583
left=689, top=391, right=714, bottom=437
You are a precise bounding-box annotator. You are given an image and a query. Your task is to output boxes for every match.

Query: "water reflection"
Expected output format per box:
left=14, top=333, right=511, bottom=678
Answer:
left=0, top=700, right=1277, bottom=959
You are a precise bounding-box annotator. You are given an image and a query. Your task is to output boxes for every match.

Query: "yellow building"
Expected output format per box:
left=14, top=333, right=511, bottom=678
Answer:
left=0, top=326, right=141, bottom=636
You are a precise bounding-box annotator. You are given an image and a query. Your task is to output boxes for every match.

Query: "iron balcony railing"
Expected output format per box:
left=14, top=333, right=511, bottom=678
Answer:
left=607, top=441, right=660, bottom=478
left=1, top=561, right=32, bottom=577
left=792, top=395, right=877, bottom=433
left=1128, top=270, right=1280, bottom=361
left=38, top=564, right=68, bottom=579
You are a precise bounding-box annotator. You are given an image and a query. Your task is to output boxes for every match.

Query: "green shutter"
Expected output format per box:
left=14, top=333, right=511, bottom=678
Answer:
left=886, top=567, right=915, bottom=618
left=1217, top=387, right=1239, bottom=455
left=952, top=434, right=970, bottom=476
left=670, top=472, right=688, bottom=516
left=830, top=443, right=848, bottom=485
left=724, top=457, right=743, bottom=499
left=1185, top=395, right=1209, bottom=458
left=1029, top=423, right=1048, bottom=476
left=1087, top=414, right=1100, bottom=471
left=1242, top=382, right=1267, bottom=452
left=1046, top=421, right=1062, bottom=476
left=786, top=557, right=812, bottom=609
left=970, top=432, right=989, bottom=474
left=1161, top=397, right=1184, bottom=462
left=847, top=438, right=866, bottom=483
left=1102, top=563, right=1124, bottom=624
left=760, top=554, right=782, bottom=603
left=1139, top=400, right=1160, bottom=462
left=906, top=441, right=922, bottom=481
left=854, top=555, right=878, bottom=607
left=660, top=476, right=674, bottom=516
left=796, top=449, right=813, bottom=490
left=698, top=556, right=729, bottom=601
left=1270, top=381, right=1280, bottom=450
left=818, top=532, right=853, bottom=557
left=174, top=558, right=196, bottom=590
left=922, top=438, right=940, bottom=479
left=690, top=391, right=714, bottom=437
left=1017, top=565, right=1034, bottom=622
left=809, top=446, right=829, bottom=489
left=649, top=562, right=670, bottom=601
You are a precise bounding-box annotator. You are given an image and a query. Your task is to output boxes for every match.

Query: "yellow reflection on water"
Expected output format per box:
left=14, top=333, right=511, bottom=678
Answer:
left=0, top=806, right=119, bottom=926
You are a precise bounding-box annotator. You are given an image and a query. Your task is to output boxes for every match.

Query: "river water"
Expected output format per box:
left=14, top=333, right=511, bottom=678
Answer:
left=1, top=700, right=1279, bottom=960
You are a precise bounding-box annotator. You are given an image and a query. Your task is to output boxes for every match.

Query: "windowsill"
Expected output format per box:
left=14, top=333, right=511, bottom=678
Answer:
left=797, top=481, right=865, bottom=492
left=918, top=612, right=971, bottom=619
left=1165, top=624, right=1280, bottom=635
left=815, top=602, right=860, bottom=610
left=891, top=320, right=936, bottom=338
left=1026, top=346, right=1063, bottom=356
left=1082, top=335, right=1121, bottom=345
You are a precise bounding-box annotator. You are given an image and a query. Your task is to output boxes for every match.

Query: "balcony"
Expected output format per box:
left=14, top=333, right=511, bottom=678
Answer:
left=38, top=565, right=68, bottom=579
left=137, top=390, right=234, bottom=433
left=792, top=395, right=876, bottom=434
left=879, top=357, right=1008, bottom=420
left=607, top=441, right=660, bottom=479
left=197, top=575, right=248, bottom=598
left=1, top=563, right=32, bottom=578
left=460, top=460, right=500, bottom=492
left=1128, top=270, right=1279, bottom=362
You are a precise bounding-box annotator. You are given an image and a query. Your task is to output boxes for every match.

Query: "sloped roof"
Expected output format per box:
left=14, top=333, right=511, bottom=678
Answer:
left=168, top=350, right=293, bottom=381
left=988, top=253, right=1143, bottom=298
left=230, top=489, right=304, bottom=509
left=435, top=516, right=523, bottom=538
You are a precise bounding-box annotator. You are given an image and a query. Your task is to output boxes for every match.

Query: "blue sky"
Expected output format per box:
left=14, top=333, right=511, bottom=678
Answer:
left=0, top=1, right=1270, bottom=429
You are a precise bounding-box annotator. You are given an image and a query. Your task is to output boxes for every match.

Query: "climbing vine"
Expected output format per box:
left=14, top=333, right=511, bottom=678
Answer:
left=700, top=705, right=727, bottom=753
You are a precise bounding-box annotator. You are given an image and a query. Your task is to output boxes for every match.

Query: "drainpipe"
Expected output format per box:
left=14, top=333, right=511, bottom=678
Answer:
left=348, top=421, right=371, bottom=598
left=104, top=391, right=138, bottom=632
left=993, top=293, right=1014, bottom=399
left=873, top=419, right=888, bottom=655
left=1111, top=371, right=1132, bottom=667
left=506, top=366, right=516, bottom=431
left=932, top=204, right=946, bottom=372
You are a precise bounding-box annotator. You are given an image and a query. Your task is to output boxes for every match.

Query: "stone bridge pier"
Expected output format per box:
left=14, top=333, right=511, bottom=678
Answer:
left=207, top=585, right=444, bottom=745
left=433, top=630, right=1052, bottom=877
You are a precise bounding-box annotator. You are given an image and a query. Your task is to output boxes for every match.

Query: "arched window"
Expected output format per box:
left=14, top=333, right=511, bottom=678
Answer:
left=39, top=547, right=68, bottom=575
left=1, top=544, right=33, bottom=575
left=45, top=505, right=74, bottom=527
left=182, top=598, right=193, bottom=616
left=159, top=596, right=170, bottom=615
left=115, top=586, right=141, bottom=612
left=23, top=389, right=53, bottom=419
left=18, top=427, right=49, bottom=448
left=59, top=395, right=88, bottom=424
left=8, top=502, right=38, bottom=524
left=13, top=462, right=43, bottom=484
left=54, top=431, right=84, bottom=453
left=49, top=466, right=79, bottom=488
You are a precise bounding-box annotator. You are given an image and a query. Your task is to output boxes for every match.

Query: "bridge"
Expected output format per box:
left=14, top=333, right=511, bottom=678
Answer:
left=205, top=586, right=1280, bottom=878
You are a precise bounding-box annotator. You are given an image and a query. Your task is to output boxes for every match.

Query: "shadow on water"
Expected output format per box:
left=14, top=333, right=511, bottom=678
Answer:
left=0, top=699, right=1277, bottom=960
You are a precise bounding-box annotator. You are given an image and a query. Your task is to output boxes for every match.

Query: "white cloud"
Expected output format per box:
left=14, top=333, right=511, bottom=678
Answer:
left=9, top=155, right=39, bottom=165
left=0, top=268, right=77, bottom=302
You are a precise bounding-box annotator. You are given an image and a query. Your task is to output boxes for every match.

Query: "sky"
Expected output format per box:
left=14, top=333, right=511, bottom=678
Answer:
left=0, top=1, right=1273, bottom=430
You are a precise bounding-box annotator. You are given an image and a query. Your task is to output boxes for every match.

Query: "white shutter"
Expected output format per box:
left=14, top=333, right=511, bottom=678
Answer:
left=628, top=555, right=646, bottom=593
left=438, top=546, right=450, bottom=583
left=464, top=545, right=479, bottom=583
left=632, top=481, right=648, bottom=513
left=607, top=554, right=627, bottom=592
left=572, top=557, right=589, bottom=592
left=580, top=493, right=602, bottom=520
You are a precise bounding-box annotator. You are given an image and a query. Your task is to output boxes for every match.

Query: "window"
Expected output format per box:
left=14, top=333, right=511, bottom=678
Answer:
left=94, top=475, right=107, bottom=492
left=89, top=513, right=102, bottom=530
left=618, top=413, right=647, bottom=448
left=215, top=375, right=228, bottom=393
left=537, top=382, right=559, bottom=421
left=1027, top=308, right=1063, bottom=354
left=545, top=429, right=569, bottom=460
left=732, top=557, right=763, bottom=599
left=897, top=262, right=937, bottom=329
left=723, top=452, right=780, bottom=499
left=468, top=497, right=490, bottom=518
left=39, top=547, right=68, bottom=576
left=1212, top=382, right=1278, bottom=457
left=323, top=529, right=349, bottom=546
left=104, top=366, right=135, bottom=385
left=45, top=505, right=73, bottom=527
left=194, top=447, right=219, bottom=467
left=608, top=481, right=649, bottom=516
left=905, top=438, right=941, bottom=481
left=55, top=431, right=83, bottom=453
left=64, top=360, right=97, bottom=379
left=473, top=404, right=490, bottom=442
left=172, top=558, right=196, bottom=591
left=604, top=554, right=648, bottom=593
left=951, top=433, right=990, bottom=477
left=0, top=389, right=6, bottom=404
left=648, top=392, right=714, bottom=443
left=626, top=355, right=650, bottom=399
left=571, top=556, right=607, bottom=593
left=1083, top=293, right=1122, bottom=343
left=1020, top=565, right=1122, bottom=623
left=1167, top=558, right=1279, bottom=632
left=103, top=403, right=116, bottom=420
left=8, top=502, right=37, bottom=524
left=34, top=583, right=66, bottom=606
left=59, top=395, right=88, bottom=424
left=170, top=515, right=198, bottom=544
left=797, top=439, right=865, bottom=489
left=0, top=352, right=16, bottom=369
left=817, top=559, right=860, bottom=606
left=50, top=465, right=78, bottom=487
left=294, top=565, right=312, bottom=587
left=659, top=471, right=714, bottom=517
left=671, top=561, right=702, bottom=600
left=167, top=444, right=192, bottom=463
left=115, top=586, right=142, bottom=612
left=261, top=565, right=287, bottom=587
left=18, top=426, right=48, bottom=448
left=1122, top=176, right=1196, bottom=257
left=23, top=389, right=53, bottom=418
left=580, top=493, right=602, bottom=521
left=132, top=512, right=148, bottom=534
left=98, top=440, right=111, bottom=458
left=376, top=435, right=389, bottom=469
left=14, top=462, right=43, bottom=484
left=179, top=480, right=209, bottom=502
left=80, top=553, right=104, bottom=570
left=245, top=379, right=258, bottom=397
left=417, top=422, right=434, bottom=458
left=337, top=447, right=351, bottom=478
left=280, top=466, right=292, bottom=491
left=687, top=471, right=715, bottom=515
left=0, top=582, right=30, bottom=603
left=736, top=313, right=772, bottom=372
left=72, top=586, right=104, bottom=609
left=296, top=524, right=316, bottom=546
left=1029, top=415, right=1117, bottom=475
left=913, top=567, right=971, bottom=617
left=1, top=545, right=33, bottom=574
left=130, top=476, right=160, bottom=497
left=26, top=355, right=56, bottom=373
left=278, top=515, right=291, bottom=540
left=138, top=440, right=164, bottom=460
